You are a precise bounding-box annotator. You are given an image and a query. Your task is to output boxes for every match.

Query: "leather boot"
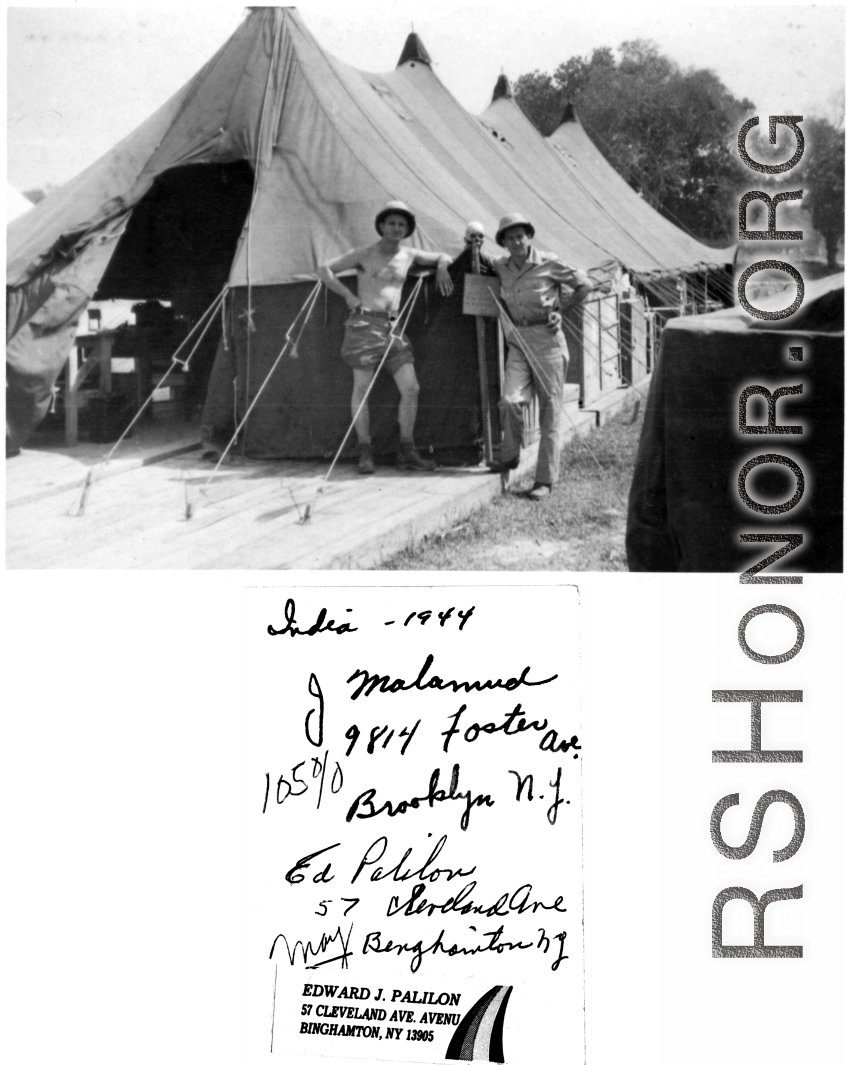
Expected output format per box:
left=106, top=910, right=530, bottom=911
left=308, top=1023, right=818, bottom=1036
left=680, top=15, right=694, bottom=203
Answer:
left=488, top=455, right=520, bottom=473
left=396, top=442, right=436, bottom=471
left=357, top=443, right=375, bottom=474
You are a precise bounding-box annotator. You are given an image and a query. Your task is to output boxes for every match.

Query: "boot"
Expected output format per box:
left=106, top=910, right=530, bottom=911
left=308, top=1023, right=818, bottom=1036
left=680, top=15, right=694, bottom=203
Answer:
left=357, top=443, right=375, bottom=475
left=488, top=454, right=520, bottom=474
left=396, top=441, right=436, bottom=471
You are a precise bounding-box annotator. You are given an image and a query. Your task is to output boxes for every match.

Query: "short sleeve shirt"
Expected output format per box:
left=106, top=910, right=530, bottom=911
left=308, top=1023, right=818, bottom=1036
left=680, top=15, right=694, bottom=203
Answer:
left=493, top=246, right=590, bottom=325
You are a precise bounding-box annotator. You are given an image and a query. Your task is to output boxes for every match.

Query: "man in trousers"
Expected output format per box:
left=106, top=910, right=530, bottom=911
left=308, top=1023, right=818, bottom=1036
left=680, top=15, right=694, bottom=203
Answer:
left=491, top=213, right=593, bottom=499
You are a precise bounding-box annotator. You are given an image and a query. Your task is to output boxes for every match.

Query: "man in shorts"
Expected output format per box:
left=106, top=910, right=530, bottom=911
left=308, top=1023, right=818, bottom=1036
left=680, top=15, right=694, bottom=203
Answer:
left=317, top=201, right=454, bottom=473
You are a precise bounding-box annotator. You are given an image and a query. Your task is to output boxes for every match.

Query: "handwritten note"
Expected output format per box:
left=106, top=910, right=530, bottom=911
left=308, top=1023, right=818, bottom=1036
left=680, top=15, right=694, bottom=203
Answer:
left=245, top=586, right=583, bottom=1065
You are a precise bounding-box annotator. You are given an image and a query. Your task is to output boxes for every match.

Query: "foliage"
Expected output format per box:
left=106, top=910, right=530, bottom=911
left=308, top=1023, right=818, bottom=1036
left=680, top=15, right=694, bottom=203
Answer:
left=801, top=118, right=844, bottom=267
left=740, top=116, right=844, bottom=268
left=514, top=40, right=754, bottom=244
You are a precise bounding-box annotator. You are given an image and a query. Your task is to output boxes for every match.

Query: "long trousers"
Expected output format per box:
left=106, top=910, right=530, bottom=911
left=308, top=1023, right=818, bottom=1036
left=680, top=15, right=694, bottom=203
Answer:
left=498, top=324, right=569, bottom=486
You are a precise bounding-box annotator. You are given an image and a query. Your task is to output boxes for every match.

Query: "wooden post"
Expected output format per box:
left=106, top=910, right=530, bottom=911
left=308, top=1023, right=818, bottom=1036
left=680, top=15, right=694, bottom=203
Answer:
left=98, top=333, right=113, bottom=395
left=65, top=343, right=80, bottom=447
left=64, top=341, right=100, bottom=447
left=471, top=244, right=496, bottom=465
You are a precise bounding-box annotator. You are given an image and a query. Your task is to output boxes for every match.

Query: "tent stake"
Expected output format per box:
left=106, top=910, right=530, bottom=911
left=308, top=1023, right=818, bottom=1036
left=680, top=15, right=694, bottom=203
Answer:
left=300, top=277, right=424, bottom=524
left=75, top=470, right=94, bottom=516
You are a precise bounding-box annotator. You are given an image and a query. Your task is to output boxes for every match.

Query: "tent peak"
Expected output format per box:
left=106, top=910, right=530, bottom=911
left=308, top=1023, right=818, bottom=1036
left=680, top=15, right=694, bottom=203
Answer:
left=397, top=32, right=432, bottom=66
left=492, top=74, right=513, bottom=101
left=559, top=100, right=580, bottom=125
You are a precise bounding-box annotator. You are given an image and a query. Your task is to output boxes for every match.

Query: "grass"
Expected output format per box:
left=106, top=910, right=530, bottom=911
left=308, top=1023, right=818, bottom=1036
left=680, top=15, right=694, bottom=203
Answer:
left=382, top=398, right=644, bottom=571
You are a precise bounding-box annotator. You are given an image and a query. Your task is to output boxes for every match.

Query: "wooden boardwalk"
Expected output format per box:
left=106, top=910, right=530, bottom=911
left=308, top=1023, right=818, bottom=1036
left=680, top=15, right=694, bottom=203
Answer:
left=5, top=432, right=537, bottom=571
left=7, top=383, right=645, bottom=570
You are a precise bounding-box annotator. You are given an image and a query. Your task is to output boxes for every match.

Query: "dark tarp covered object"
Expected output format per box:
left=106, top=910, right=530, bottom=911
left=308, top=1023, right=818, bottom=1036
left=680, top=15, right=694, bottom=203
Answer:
left=7, top=7, right=731, bottom=455
left=627, top=273, right=844, bottom=573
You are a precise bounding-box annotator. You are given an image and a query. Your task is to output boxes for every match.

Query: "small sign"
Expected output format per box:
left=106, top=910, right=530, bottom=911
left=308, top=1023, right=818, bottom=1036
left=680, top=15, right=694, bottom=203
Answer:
left=110, top=357, right=136, bottom=374
left=462, top=273, right=501, bottom=318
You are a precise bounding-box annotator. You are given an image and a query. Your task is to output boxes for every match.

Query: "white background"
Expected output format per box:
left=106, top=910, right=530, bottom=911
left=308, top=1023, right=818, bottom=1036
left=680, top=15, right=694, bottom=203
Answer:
left=3, top=572, right=844, bottom=1063
left=3, top=1, right=845, bottom=1060
left=243, top=584, right=583, bottom=1064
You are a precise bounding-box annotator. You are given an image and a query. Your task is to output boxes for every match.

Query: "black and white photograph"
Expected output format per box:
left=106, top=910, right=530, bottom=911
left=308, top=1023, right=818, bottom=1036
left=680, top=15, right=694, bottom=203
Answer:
left=4, top=5, right=845, bottom=1065
left=6, top=2, right=843, bottom=572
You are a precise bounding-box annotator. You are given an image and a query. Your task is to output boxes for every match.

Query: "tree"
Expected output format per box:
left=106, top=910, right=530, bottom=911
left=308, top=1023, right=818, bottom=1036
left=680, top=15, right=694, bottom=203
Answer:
left=742, top=116, right=845, bottom=270
left=802, top=118, right=844, bottom=268
left=514, top=40, right=754, bottom=244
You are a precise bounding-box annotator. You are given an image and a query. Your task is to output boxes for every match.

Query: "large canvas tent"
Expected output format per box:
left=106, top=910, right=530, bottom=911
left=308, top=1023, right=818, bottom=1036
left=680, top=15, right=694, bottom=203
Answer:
left=626, top=272, right=844, bottom=573
left=482, top=82, right=730, bottom=278
left=545, top=104, right=731, bottom=278
left=7, top=6, right=733, bottom=457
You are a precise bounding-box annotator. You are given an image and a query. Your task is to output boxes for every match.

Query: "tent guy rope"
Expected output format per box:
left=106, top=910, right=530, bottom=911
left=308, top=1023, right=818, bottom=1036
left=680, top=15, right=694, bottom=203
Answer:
left=196, top=280, right=323, bottom=506
left=300, top=275, right=425, bottom=525
left=69, top=284, right=229, bottom=517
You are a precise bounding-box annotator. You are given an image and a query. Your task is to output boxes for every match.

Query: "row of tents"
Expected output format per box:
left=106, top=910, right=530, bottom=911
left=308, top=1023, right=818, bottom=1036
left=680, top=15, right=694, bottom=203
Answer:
left=7, top=6, right=734, bottom=458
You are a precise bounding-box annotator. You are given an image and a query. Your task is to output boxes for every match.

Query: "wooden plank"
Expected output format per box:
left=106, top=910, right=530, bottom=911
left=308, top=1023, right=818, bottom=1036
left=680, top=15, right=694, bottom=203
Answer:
left=20, top=464, right=308, bottom=570
left=184, top=474, right=391, bottom=570
left=335, top=477, right=508, bottom=570
left=200, top=468, right=497, bottom=570
left=197, top=493, right=427, bottom=570
left=99, top=334, right=113, bottom=395
left=8, top=446, right=534, bottom=571
left=65, top=345, right=79, bottom=447
left=311, top=478, right=500, bottom=571
left=6, top=464, right=200, bottom=568
left=5, top=454, right=248, bottom=566
left=8, top=416, right=629, bottom=571
left=291, top=468, right=504, bottom=569
left=97, top=473, right=329, bottom=570
left=35, top=460, right=335, bottom=570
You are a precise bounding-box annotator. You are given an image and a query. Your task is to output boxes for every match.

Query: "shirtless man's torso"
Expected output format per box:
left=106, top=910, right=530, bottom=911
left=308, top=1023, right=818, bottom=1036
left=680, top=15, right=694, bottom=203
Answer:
left=317, top=203, right=453, bottom=473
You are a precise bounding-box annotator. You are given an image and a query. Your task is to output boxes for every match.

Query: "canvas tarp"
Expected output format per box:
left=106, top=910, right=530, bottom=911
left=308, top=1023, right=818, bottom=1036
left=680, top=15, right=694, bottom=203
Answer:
left=626, top=272, right=844, bottom=573
left=7, top=7, right=734, bottom=455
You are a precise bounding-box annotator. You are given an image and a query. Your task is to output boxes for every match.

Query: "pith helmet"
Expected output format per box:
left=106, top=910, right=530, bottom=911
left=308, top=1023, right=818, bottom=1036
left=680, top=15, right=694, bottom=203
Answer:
left=375, top=200, right=416, bottom=237
left=496, top=212, right=535, bottom=246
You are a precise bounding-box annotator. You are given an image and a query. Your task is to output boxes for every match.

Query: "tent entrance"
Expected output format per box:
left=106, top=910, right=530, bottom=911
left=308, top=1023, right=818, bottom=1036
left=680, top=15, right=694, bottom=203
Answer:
left=93, top=160, right=254, bottom=419
left=201, top=278, right=496, bottom=464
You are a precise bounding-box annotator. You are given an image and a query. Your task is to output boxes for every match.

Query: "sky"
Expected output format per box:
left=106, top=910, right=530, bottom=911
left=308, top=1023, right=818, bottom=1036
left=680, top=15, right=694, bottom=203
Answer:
left=4, top=2, right=846, bottom=193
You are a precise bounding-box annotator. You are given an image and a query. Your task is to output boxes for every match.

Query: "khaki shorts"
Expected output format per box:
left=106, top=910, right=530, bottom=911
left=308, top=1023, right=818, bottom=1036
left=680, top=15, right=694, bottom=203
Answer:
left=340, top=311, right=414, bottom=376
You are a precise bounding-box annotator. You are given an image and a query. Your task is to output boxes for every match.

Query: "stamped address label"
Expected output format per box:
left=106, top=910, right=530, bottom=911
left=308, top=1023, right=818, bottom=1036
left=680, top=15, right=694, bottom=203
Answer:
left=245, top=585, right=584, bottom=1064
